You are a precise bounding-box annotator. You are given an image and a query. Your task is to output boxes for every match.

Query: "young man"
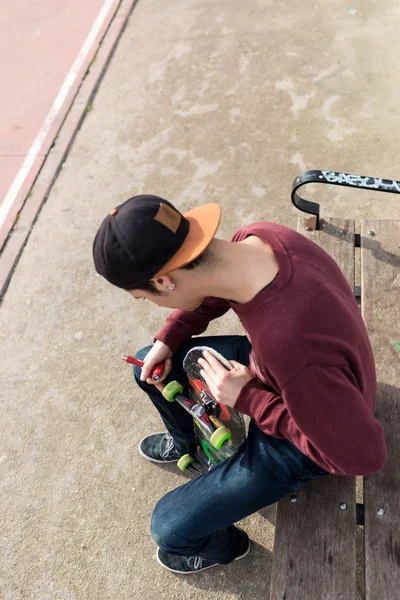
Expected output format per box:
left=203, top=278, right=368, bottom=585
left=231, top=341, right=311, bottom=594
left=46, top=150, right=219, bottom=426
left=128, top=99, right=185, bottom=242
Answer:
left=93, top=195, right=387, bottom=575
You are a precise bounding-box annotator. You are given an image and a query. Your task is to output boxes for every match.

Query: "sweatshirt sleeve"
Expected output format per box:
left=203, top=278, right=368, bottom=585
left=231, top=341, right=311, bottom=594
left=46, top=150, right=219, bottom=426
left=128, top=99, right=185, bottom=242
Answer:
left=154, top=296, right=231, bottom=353
left=236, top=365, right=387, bottom=476
left=235, top=379, right=287, bottom=438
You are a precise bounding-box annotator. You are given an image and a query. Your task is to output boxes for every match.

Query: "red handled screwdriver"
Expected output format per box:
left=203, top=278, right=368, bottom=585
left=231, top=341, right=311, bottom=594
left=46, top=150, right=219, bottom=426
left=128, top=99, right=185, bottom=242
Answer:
left=122, top=354, right=165, bottom=382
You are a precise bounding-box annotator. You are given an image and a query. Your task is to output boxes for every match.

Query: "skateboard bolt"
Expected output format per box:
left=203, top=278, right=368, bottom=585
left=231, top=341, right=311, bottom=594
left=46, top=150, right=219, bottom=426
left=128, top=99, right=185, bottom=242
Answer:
left=368, top=230, right=375, bottom=236
left=290, top=495, right=297, bottom=503
left=377, top=507, right=384, bottom=516
left=340, top=502, right=348, bottom=510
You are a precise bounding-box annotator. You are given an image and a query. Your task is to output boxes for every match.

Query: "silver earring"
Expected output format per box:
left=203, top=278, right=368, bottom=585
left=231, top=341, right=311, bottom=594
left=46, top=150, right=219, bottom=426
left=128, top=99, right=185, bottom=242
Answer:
left=168, top=284, right=176, bottom=291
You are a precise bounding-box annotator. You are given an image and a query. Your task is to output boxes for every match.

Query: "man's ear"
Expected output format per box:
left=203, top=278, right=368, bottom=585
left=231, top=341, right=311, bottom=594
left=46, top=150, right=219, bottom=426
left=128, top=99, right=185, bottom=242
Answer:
left=152, top=274, right=174, bottom=291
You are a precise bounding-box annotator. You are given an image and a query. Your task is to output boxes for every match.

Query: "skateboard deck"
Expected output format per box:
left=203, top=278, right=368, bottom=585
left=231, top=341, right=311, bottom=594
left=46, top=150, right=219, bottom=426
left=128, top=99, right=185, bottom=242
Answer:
left=122, top=346, right=246, bottom=478
left=170, top=346, right=246, bottom=476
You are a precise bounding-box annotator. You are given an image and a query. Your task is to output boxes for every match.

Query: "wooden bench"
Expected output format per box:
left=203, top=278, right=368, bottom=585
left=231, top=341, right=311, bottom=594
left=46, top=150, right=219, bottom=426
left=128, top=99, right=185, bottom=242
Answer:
left=270, top=171, right=400, bottom=600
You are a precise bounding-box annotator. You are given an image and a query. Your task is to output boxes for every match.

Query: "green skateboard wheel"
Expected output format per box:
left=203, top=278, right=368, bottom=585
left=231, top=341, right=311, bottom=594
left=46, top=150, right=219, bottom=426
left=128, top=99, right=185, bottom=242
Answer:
left=177, top=454, right=195, bottom=471
left=210, top=426, right=232, bottom=449
left=162, top=380, right=183, bottom=402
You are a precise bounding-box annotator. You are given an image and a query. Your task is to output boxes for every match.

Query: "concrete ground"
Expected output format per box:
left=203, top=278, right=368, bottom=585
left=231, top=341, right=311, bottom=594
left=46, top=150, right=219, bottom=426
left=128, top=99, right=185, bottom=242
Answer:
left=1, top=1, right=400, bottom=598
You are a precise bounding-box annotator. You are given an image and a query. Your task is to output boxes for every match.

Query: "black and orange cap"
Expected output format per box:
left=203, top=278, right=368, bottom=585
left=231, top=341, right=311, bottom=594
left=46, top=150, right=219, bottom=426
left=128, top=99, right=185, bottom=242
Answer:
left=92, top=195, right=221, bottom=289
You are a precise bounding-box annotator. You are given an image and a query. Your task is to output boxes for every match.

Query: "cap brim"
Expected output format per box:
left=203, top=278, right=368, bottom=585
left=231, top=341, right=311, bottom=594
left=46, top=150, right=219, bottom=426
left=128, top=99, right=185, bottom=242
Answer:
left=153, top=203, right=221, bottom=278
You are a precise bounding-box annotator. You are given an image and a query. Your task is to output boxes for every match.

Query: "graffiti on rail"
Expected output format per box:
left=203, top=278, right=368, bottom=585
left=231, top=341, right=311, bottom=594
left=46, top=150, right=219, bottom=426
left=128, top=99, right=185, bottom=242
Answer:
left=321, top=171, right=400, bottom=193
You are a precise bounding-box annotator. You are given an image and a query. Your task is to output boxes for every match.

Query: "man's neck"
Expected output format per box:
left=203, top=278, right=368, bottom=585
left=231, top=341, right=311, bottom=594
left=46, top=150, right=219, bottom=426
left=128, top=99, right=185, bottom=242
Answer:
left=200, top=237, right=279, bottom=304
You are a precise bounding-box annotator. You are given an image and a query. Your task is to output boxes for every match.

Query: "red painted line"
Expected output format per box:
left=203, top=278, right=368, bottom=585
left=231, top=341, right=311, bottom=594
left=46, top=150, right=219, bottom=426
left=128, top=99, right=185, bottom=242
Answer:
left=0, top=0, right=123, bottom=250
left=0, top=0, right=139, bottom=298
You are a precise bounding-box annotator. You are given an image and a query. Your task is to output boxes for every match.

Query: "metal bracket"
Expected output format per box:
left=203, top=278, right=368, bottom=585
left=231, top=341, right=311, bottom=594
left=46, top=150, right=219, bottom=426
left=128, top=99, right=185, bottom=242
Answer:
left=292, top=170, right=400, bottom=230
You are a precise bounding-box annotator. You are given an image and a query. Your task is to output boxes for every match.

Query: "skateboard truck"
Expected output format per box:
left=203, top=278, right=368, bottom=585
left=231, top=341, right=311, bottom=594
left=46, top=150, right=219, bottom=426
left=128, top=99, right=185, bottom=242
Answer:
left=160, top=380, right=232, bottom=451
left=200, top=389, right=222, bottom=418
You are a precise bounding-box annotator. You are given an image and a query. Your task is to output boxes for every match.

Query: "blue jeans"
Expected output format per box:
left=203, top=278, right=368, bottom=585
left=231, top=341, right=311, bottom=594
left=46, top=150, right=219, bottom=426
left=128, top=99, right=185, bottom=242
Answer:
left=134, top=335, right=326, bottom=564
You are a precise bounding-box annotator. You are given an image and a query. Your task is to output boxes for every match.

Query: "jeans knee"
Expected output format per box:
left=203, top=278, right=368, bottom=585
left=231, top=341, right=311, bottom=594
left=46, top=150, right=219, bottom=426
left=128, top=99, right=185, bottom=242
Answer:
left=150, top=495, right=178, bottom=552
left=132, top=345, right=153, bottom=387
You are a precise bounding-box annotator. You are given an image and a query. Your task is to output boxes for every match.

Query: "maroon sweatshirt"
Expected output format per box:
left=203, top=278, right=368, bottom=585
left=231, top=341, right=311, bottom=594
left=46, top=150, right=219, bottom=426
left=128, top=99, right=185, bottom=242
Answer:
left=155, top=222, right=387, bottom=476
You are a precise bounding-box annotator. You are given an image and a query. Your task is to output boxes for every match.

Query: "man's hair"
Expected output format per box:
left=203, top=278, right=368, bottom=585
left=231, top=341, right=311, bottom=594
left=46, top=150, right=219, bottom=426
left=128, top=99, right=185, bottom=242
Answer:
left=132, top=250, right=210, bottom=295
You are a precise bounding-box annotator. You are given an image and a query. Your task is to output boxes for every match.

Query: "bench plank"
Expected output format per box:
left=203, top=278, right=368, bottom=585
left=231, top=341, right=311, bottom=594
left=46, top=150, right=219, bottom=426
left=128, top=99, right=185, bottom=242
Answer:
left=361, top=220, right=400, bottom=600
left=270, top=217, right=357, bottom=600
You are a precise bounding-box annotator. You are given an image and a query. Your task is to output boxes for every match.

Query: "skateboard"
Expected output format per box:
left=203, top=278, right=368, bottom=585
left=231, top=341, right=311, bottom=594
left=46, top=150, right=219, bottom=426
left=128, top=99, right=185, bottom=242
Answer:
left=123, top=346, right=246, bottom=477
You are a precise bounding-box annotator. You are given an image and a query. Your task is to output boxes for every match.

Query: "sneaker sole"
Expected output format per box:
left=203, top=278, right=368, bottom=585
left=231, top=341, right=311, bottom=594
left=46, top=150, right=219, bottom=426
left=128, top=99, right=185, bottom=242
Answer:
left=138, top=432, right=180, bottom=464
left=156, top=535, right=251, bottom=574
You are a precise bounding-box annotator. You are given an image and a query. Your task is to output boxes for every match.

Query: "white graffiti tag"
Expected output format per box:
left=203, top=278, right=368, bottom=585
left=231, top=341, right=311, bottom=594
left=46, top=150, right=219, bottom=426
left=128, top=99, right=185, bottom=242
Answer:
left=321, top=171, right=400, bottom=193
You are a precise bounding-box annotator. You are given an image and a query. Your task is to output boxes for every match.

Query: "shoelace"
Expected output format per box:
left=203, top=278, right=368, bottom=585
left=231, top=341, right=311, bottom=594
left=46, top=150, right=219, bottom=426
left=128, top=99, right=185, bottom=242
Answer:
left=188, top=556, right=203, bottom=570
left=161, top=434, right=175, bottom=459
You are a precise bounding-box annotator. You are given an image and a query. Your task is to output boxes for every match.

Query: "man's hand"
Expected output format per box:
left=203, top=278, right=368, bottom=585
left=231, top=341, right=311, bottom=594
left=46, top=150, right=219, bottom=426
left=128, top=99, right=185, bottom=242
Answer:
left=141, top=340, right=173, bottom=383
left=198, top=350, right=254, bottom=408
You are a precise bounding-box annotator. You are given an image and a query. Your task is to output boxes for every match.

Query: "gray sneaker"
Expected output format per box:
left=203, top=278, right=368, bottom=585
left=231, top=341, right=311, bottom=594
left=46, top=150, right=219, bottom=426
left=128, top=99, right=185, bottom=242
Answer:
left=156, top=527, right=250, bottom=574
left=138, top=432, right=181, bottom=463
